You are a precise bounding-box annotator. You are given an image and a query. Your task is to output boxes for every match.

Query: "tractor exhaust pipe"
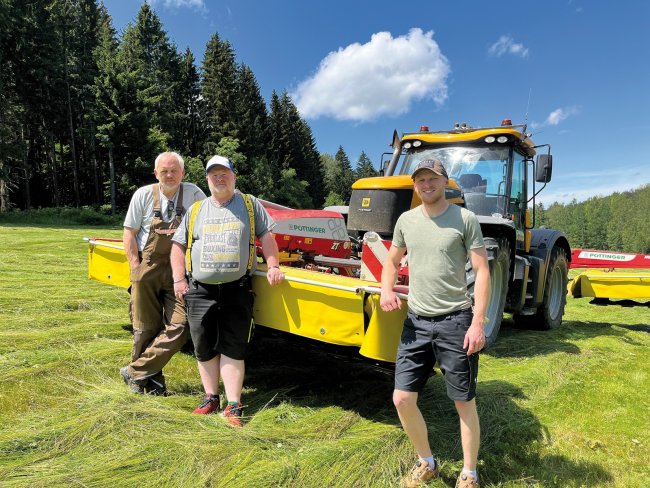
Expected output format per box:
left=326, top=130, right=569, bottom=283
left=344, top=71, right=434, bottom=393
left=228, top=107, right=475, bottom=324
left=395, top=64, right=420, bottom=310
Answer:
left=384, top=130, right=402, bottom=177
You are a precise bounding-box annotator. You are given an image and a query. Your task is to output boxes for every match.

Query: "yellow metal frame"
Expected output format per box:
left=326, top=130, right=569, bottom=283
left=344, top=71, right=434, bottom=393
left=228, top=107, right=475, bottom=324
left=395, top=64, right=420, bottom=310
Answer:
left=402, top=127, right=536, bottom=157
left=86, top=240, right=408, bottom=363
left=570, top=270, right=650, bottom=299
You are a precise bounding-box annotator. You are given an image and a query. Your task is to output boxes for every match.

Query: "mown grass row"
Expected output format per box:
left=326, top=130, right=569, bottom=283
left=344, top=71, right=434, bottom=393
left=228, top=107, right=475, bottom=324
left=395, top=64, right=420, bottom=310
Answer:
left=0, top=224, right=648, bottom=487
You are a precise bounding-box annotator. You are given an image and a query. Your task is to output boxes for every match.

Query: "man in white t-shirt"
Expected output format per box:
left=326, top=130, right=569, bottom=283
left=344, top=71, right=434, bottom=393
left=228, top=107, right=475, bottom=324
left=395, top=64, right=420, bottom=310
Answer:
left=171, top=155, right=284, bottom=426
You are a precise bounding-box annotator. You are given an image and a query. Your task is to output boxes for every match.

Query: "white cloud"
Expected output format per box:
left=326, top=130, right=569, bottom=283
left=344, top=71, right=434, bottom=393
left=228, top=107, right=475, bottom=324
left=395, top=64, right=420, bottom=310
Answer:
left=292, top=28, right=450, bottom=122
left=531, top=106, right=579, bottom=129
left=149, top=0, right=205, bottom=10
left=488, top=35, right=529, bottom=58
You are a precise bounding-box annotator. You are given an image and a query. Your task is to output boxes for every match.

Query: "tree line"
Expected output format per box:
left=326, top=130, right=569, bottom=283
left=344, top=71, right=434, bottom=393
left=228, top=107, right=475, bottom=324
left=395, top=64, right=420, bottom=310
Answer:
left=0, top=1, right=378, bottom=213
left=536, top=184, right=650, bottom=254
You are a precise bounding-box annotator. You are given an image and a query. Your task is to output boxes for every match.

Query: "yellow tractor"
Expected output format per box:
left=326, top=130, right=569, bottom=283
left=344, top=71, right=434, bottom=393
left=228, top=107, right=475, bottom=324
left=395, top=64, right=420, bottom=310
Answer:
left=346, top=120, right=571, bottom=349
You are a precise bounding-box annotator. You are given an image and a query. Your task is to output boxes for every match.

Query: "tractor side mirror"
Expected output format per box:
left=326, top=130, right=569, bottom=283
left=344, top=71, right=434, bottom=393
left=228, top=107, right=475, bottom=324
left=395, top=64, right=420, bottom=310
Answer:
left=535, top=154, right=553, bottom=183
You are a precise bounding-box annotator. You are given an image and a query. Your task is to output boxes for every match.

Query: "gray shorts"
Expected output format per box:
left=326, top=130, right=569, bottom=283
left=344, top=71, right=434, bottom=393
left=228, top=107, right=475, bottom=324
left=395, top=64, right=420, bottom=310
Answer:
left=395, top=308, right=478, bottom=401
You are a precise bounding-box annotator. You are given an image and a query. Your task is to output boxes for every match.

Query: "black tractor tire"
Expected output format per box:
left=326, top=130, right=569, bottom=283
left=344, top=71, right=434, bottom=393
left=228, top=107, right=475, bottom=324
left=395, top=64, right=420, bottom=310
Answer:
left=516, top=246, right=568, bottom=330
left=467, top=237, right=510, bottom=349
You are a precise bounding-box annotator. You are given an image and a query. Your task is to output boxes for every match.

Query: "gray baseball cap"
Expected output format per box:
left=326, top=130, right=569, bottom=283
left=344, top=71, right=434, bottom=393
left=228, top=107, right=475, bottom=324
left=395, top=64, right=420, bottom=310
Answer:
left=411, top=159, right=448, bottom=179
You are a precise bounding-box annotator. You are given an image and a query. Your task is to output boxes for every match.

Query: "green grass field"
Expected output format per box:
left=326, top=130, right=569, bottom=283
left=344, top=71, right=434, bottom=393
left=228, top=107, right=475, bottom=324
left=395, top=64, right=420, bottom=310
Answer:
left=1, top=224, right=648, bottom=487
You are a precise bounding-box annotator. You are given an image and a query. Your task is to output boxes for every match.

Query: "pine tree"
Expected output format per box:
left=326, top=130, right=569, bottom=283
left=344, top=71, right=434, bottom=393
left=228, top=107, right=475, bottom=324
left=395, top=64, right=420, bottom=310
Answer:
left=320, top=153, right=340, bottom=198
left=334, top=146, right=354, bottom=203
left=200, top=33, right=238, bottom=155
left=178, top=47, right=201, bottom=156
left=8, top=0, right=63, bottom=209
left=0, top=0, right=24, bottom=210
left=355, top=150, right=377, bottom=180
left=234, top=63, right=269, bottom=161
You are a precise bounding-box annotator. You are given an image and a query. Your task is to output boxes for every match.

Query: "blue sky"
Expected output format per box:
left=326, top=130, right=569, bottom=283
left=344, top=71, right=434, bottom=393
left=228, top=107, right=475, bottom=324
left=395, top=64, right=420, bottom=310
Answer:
left=103, top=0, right=650, bottom=205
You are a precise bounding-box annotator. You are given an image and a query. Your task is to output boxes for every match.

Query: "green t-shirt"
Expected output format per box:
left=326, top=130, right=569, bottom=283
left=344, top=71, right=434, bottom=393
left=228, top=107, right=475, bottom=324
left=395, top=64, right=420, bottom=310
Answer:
left=392, top=204, right=484, bottom=317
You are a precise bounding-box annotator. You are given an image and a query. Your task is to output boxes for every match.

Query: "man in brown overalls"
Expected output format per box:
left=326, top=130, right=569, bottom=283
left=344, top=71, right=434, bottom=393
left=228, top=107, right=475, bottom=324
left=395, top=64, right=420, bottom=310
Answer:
left=121, top=152, right=206, bottom=395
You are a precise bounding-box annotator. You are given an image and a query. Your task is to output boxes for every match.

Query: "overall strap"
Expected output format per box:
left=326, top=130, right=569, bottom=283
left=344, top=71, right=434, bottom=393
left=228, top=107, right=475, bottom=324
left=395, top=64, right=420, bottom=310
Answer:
left=175, top=183, right=185, bottom=217
left=152, top=184, right=162, bottom=218
left=185, top=199, right=204, bottom=274
left=242, top=193, right=255, bottom=273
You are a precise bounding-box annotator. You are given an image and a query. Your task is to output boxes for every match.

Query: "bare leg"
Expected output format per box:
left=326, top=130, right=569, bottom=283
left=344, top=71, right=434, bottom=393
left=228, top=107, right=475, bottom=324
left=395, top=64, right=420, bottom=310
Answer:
left=455, top=399, right=480, bottom=471
left=393, top=389, right=432, bottom=458
left=220, top=355, right=245, bottom=403
left=197, top=355, right=221, bottom=396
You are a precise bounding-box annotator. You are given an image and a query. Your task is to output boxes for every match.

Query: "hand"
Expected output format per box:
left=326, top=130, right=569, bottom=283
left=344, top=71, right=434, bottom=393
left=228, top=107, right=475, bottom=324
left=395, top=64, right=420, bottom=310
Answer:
left=463, top=322, right=485, bottom=355
left=173, top=278, right=189, bottom=302
left=267, top=266, right=284, bottom=286
left=380, top=290, right=402, bottom=312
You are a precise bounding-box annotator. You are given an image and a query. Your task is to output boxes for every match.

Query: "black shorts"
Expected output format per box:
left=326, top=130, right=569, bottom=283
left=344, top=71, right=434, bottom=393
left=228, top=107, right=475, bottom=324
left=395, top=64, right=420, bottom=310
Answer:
left=185, top=276, right=254, bottom=361
left=395, top=308, right=478, bottom=401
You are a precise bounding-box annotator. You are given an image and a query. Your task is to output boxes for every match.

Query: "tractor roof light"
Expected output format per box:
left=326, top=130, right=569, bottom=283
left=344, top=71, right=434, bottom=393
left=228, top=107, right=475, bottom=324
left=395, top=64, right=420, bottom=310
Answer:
left=501, top=118, right=512, bottom=126
left=420, top=125, right=429, bottom=132
left=485, top=136, right=496, bottom=143
left=497, top=136, right=508, bottom=143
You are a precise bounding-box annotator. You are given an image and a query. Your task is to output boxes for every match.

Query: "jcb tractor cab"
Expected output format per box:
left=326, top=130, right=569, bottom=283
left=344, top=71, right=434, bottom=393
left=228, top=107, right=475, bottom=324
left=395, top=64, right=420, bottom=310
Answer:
left=347, top=120, right=571, bottom=346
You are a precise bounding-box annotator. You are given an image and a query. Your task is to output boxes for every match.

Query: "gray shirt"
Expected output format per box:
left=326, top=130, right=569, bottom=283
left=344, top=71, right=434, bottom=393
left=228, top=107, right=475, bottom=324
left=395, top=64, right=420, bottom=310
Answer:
left=172, top=192, right=275, bottom=284
left=392, top=204, right=484, bottom=317
left=124, top=182, right=206, bottom=251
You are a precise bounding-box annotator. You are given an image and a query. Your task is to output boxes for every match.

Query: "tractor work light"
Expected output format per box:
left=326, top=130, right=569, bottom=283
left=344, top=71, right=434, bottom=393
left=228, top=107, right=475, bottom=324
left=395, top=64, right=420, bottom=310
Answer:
left=485, top=136, right=496, bottom=143
left=413, top=140, right=422, bottom=147
left=403, top=142, right=412, bottom=149
left=497, top=136, right=508, bottom=143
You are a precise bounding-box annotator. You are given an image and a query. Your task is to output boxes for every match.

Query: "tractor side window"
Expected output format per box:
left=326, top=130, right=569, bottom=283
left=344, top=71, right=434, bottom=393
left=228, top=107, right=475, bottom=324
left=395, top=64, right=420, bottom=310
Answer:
left=510, top=153, right=526, bottom=231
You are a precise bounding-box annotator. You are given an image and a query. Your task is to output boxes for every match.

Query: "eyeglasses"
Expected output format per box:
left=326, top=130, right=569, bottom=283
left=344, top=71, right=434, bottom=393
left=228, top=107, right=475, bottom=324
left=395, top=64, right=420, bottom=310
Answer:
left=166, top=200, right=175, bottom=219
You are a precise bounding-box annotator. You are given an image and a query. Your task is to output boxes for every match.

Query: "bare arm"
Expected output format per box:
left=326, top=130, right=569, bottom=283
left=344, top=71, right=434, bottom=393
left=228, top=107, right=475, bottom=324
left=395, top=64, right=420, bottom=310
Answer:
left=260, top=232, right=284, bottom=286
left=170, top=242, right=189, bottom=301
left=464, top=246, right=490, bottom=355
left=379, top=245, right=407, bottom=312
left=123, top=227, right=141, bottom=270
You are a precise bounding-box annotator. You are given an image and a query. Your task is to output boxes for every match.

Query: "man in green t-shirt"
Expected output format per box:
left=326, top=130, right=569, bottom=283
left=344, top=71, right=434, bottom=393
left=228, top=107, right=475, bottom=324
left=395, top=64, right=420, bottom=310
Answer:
left=380, top=159, right=490, bottom=488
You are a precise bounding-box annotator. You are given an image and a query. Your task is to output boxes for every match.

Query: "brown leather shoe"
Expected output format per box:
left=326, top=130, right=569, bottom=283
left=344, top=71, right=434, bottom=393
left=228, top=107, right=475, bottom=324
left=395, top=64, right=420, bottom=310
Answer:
left=401, top=459, right=439, bottom=487
left=455, top=472, right=479, bottom=488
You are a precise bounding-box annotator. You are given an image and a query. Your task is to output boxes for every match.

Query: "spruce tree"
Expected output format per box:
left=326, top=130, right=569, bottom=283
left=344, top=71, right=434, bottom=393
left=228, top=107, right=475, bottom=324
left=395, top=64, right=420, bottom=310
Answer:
left=235, top=63, right=269, bottom=161
left=355, top=150, right=378, bottom=180
left=178, top=47, right=201, bottom=156
left=201, top=33, right=238, bottom=155
left=334, top=146, right=354, bottom=204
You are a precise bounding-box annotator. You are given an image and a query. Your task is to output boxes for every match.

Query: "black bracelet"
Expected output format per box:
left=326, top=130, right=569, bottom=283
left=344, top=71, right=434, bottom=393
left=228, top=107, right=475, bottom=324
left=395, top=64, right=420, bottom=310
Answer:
left=173, top=277, right=186, bottom=283
left=270, top=265, right=280, bottom=270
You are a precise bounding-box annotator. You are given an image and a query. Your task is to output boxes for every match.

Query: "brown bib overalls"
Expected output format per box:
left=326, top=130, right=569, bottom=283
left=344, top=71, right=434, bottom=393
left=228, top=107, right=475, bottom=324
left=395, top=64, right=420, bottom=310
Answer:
left=127, top=184, right=189, bottom=383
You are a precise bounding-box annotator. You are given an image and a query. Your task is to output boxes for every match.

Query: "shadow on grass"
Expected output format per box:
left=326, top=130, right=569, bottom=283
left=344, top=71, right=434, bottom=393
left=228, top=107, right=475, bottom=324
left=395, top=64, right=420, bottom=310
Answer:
left=485, top=316, right=648, bottom=359
left=245, top=333, right=396, bottom=419
left=419, top=378, right=612, bottom=486
left=241, top=334, right=612, bottom=486
left=588, top=298, right=650, bottom=308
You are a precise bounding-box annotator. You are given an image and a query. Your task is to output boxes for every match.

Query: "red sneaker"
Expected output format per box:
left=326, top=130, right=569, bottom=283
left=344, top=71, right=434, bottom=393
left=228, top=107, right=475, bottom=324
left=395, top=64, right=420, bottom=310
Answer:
left=222, top=402, right=244, bottom=427
left=192, top=394, right=220, bottom=414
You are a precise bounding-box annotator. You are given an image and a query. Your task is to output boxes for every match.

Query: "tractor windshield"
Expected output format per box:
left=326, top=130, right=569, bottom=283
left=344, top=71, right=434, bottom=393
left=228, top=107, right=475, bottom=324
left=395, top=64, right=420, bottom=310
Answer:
left=400, top=146, right=511, bottom=216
